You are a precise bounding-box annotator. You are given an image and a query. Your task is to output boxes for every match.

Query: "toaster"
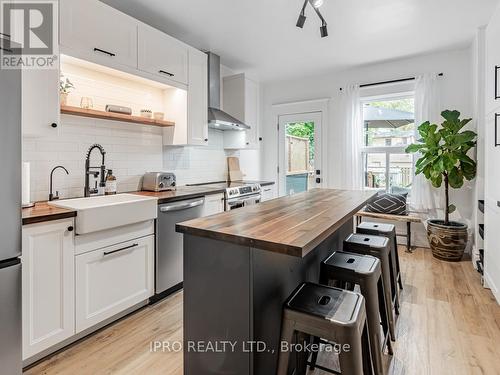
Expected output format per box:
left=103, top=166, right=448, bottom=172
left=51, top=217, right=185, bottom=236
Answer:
left=142, top=172, right=176, bottom=192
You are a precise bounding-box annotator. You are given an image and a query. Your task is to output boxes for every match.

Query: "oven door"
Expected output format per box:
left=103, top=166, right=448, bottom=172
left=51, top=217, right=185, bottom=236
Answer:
left=226, top=194, right=261, bottom=211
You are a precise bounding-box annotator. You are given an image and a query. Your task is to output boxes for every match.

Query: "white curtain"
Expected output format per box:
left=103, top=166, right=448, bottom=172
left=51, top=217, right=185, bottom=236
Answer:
left=410, top=74, right=443, bottom=212
left=338, top=85, right=363, bottom=190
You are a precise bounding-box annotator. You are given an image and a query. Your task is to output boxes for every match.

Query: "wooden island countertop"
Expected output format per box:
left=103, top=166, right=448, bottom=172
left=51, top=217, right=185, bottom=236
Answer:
left=177, top=188, right=376, bottom=257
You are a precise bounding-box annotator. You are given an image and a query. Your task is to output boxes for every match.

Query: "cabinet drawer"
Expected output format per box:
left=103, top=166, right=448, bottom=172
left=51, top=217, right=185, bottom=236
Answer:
left=60, top=0, right=138, bottom=70
left=138, top=24, right=188, bottom=85
left=75, top=235, right=154, bottom=332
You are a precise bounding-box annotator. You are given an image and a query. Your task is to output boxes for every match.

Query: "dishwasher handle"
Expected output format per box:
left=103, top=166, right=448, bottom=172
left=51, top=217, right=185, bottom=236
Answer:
left=159, top=198, right=205, bottom=212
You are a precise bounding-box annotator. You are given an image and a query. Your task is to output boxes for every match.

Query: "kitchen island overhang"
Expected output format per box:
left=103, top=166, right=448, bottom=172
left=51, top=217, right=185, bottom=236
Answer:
left=177, top=189, right=376, bottom=375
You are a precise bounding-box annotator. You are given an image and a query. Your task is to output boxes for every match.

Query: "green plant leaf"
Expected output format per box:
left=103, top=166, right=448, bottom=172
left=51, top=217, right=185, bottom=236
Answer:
left=430, top=173, right=442, bottom=188
left=441, top=110, right=460, bottom=123
left=460, top=161, right=476, bottom=181
left=448, top=204, right=456, bottom=214
left=405, top=144, right=425, bottom=153
left=448, top=167, right=464, bottom=188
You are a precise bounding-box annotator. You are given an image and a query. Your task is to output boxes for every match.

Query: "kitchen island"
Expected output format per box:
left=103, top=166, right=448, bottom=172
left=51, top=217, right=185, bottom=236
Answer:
left=176, top=188, right=376, bottom=375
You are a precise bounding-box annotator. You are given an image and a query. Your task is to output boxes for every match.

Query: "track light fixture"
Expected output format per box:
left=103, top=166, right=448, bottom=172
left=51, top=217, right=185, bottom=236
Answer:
left=296, top=0, right=328, bottom=38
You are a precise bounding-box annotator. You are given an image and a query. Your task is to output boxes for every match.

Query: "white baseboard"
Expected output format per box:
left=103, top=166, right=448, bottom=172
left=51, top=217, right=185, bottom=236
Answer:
left=484, top=271, right=500, bottom=305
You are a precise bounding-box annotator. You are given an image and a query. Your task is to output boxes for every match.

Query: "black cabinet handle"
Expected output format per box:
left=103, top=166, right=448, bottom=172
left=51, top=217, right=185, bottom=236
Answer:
left=246, top=142, right=250, bottom=145
left=496, top=66, right=500, bottom=100
left=67, top=226, right=74, bottom=232
left=51, top=123, right=58, bottom=128
left=259, top=137, right=263, bottom=141
left=204, top=138, right=208, bottom=142
left=159, top=70, right=174, bottom=77
left=496, top=113, right=500, bottom=147
left=103, top=243, right=138, bottom=257
left=93, top=47, right=115, bottom=57
left=0, top=46, right=13, bottom=53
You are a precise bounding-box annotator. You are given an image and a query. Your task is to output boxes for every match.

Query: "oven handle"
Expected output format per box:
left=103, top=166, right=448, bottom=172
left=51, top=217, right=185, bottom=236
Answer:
left=226, top=194, right=262, bottom=205
left=160, top=198, right=205, bottom=212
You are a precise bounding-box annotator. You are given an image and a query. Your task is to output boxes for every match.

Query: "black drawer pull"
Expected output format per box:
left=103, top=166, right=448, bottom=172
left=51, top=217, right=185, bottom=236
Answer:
left=93, top=47, right=115, bottom=57
left=103, top=243, right=138, bottom=257
left=67, top=226, right=74, bottom=232
left=495, top=113, right=500, bottom=147
left=496, top=66, right=500, bottom=100
left=0, top=46, right=13, bottom=53
left=159, top=70, right=174, bottom=77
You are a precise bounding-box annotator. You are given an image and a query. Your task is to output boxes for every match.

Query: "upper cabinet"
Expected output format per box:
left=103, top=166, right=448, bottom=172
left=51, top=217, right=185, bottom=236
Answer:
left=60, top=0, right=138, bottom=70
left=187, top=49, right=209, bottom=145
left=138, top=24, right=188, bottom=85
left=223, top=74, right=261, bottom=149
left=22, top=68, right=60, bottom=137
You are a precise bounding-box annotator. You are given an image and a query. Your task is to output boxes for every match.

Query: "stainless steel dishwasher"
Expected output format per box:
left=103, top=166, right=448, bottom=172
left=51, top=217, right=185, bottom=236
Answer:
left=155, top=196, right=205, bottom=298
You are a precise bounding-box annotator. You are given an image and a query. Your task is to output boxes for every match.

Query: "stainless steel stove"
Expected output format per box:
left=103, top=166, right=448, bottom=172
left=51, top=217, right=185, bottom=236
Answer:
left=225, top=183, right=261, bottom=211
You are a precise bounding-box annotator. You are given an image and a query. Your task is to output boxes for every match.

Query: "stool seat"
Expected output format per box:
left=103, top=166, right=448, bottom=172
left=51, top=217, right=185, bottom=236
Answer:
left=358, top=222, right=394, bottom=234
left=345, top=233, right=389, bottom=250
left=286, top=282, right=348, bottom=320
left=323, top=250, right=379, bottom=275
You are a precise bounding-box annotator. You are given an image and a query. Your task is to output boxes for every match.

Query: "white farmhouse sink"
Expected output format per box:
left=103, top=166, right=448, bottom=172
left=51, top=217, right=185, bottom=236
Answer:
left=49, top=194, right=158, bottom=234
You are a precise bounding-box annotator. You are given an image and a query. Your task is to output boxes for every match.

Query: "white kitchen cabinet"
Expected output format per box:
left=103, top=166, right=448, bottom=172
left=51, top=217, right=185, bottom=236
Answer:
left=261, top=185, right=277, bottom=202
left=22, top=219, right=75, bottom=360
left=60, top=0, right=138, bottom=70
left=22, top=68, right=60, bottom=137
left=203, top=193, right=225, bottom=216
left=138, top=24, right=188, bottom=85
left=75, top=235, right=154, bottom=332
left=486, top=9, right=500, bottom=116
left=187, top=48, right=209, bottom=145
left=223, top=74, right=261, bottom=149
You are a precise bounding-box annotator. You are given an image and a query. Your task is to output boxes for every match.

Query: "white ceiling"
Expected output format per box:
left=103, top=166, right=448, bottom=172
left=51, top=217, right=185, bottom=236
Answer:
left=101, top=0, right=499, bottom=82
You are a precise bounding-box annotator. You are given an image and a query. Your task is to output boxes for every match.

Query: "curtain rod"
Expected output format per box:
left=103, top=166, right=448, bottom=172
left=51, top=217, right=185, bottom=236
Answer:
left=339, top=73, right=444, bottom=91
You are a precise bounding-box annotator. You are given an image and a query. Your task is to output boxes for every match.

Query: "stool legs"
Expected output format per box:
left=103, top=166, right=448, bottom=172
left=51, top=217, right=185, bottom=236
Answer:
left=379, top=254, right=396, bottom=341
left=338, top=325, right=369, bottom=375
left=394, top=236, right=404, bottom=290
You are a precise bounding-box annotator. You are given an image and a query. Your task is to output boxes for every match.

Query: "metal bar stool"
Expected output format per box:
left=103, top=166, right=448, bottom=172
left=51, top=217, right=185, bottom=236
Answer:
left=343, top=233, right=396, bottom=341
left=357, top=222, right=404, bottom=292
left=311, top=251, right=392, bottom=375
left=277, top=282, right=373, bottom=375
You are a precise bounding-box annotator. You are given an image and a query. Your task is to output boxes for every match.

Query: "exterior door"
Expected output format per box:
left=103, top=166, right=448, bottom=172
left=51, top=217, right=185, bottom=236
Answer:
left=278, top=112, right=323, bottom=196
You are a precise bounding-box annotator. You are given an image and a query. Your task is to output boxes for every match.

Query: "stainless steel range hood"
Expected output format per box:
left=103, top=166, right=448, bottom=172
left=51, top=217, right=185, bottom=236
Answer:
left=207, top=52, right=250, bottom=131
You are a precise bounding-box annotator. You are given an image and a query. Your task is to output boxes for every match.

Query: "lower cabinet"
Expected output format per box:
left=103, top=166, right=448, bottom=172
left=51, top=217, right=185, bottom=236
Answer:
left=22, top=219, right=75, bottom=360
left=261, top=185, right=277, bottom=202
left=203, top=193, right=225, bottom=216
left=75, top=235, right=154, bottom=332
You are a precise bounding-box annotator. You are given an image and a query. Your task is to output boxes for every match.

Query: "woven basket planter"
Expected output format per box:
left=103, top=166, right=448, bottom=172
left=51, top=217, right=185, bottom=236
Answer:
left=427, top=219, right=468, bottom=262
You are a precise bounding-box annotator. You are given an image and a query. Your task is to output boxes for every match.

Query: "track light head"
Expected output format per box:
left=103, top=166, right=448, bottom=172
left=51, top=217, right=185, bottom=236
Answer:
left=296, top=13, right=306, bottom=28
left=310, top=0, right=324, bottom=8
left=320, top=23, right=328, bottom=37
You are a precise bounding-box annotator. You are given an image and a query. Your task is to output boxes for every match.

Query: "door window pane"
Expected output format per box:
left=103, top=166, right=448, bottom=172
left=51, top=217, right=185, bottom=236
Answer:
left=364, top=153, right=386, bottom=189
left=285, top=122, right=315, bottom=194
left=389, top=153, right=413, bottom=195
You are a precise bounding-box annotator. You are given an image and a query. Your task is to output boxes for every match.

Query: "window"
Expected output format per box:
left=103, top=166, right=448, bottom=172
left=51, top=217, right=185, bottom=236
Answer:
left=361, top=95, right=415, bottom=194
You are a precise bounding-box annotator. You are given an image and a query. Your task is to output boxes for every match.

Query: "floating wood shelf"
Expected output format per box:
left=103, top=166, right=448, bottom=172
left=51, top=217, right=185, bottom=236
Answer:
left=60, top=105, right=175, bottom=127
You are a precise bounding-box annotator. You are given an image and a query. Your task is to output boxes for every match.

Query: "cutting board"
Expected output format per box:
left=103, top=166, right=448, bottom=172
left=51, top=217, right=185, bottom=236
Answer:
left=227, top=157, right=244, bottom=181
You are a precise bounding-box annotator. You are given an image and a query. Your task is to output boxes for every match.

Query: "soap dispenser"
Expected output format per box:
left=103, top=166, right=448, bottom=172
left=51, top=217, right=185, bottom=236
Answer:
left=105, top=169, right=117, bottom=195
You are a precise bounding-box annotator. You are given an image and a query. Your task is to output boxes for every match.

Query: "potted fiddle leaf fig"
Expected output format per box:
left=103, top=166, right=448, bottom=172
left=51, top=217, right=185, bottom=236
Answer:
left=405, top=110, right=477, bottom=261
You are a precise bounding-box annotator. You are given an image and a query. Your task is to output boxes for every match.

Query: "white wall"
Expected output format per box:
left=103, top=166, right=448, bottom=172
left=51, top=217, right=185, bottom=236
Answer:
left=261, top=47, right=474, bottom=247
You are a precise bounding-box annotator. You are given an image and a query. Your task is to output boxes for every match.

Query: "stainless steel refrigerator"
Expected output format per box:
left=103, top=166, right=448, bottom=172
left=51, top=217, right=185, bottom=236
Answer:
left=0, top=35, right=22, bottom=374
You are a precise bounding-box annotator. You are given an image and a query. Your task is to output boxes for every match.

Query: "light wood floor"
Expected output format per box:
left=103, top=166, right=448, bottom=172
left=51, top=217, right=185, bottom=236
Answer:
left=26, top=247, right=500, bottom=375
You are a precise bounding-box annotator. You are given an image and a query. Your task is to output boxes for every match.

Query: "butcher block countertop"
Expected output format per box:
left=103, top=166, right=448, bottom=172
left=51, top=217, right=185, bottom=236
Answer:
left=176, top=188, right=376, bottom=257
left=22, top=202, right=77, bottom=225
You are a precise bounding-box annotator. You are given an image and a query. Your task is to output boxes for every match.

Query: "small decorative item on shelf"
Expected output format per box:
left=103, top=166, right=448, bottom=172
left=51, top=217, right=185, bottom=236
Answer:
left=59, top=75, right=74, bottom=106
left=80, top=97, right=93, bottom=109
left=105, top=105, right=132, bottom=115
left=153, top=112, right=164, bottom=120
left=140, top=109, right=152, bottom=118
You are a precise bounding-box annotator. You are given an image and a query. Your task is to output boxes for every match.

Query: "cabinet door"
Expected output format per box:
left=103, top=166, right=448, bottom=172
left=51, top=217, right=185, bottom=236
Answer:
left=22, top=68, right=60, bottom=137
left=138, top=24, right=188, bottom=85
left=75, top=235, right=154, bottom=332
left=60, top=0, right=137, bottom=70
left=243, top=78, right=261, bottom=148
left=261, top=185, right=276, bottom=202
left=187, top=49, right=208, bottom=145
left=22, top=219, right=75, bottom=360
left=486, top=10, right=500, bottom=115
left=203, top=193, right=225, bottom=216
